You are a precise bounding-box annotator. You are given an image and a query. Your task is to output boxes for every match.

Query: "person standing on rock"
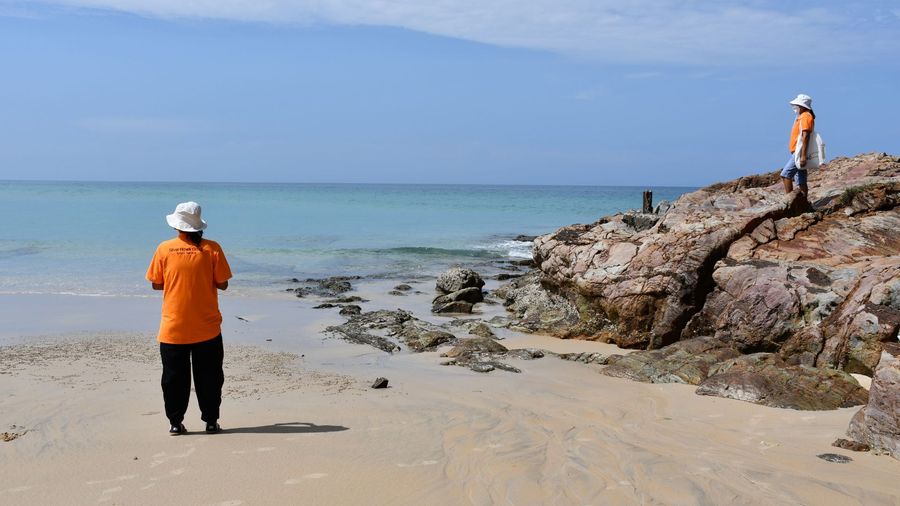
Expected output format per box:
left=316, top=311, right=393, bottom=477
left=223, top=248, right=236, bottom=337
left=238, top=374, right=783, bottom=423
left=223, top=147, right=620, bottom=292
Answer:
left=781, top=94, right=816, bottom=196
left=146, top=202, right=232, bottom=435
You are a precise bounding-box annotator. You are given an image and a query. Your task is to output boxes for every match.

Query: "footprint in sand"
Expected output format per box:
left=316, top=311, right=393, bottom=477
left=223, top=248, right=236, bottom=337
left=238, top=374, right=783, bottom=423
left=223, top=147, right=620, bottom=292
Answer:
left=146, top=467, right=188, bottom=483
left=97, top=486, right=123, bottom=503
left=397, top=460, right=438, bottom=468
left=86, top=474, right=138, bottom=485
left=284, top=473, right=328, bottom=484
left=150, top=447, right=195, bottom=468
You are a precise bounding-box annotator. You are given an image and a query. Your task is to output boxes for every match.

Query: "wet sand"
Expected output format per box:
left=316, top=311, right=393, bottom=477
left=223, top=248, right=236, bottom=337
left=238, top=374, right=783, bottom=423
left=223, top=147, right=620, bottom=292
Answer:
left=2, top=283, right=899, bottom=505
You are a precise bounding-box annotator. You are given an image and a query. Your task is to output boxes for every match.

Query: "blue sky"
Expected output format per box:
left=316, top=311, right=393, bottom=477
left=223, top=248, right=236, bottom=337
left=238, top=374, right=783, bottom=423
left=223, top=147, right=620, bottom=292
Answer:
left=1, top=1, right=898, bottom=186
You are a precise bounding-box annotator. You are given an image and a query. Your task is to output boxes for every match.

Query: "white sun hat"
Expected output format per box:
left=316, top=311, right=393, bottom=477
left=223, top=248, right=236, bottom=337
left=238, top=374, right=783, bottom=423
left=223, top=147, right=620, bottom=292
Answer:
left=789, top=93, right=813, bottom=111
left=165, top=202, right=208, bottom=232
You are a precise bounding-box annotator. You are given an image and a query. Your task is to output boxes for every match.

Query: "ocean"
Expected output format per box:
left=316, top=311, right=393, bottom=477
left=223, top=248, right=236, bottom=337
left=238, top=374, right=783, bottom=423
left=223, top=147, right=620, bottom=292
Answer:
left=0, top=181, right=691, bottom=296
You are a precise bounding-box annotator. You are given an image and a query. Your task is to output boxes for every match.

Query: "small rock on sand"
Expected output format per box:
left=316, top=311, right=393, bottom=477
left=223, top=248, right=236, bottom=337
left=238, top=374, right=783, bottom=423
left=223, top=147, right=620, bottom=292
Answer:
left=371, top=377, right=389, bottom=389
left=816, top=453, right=853, bottom=463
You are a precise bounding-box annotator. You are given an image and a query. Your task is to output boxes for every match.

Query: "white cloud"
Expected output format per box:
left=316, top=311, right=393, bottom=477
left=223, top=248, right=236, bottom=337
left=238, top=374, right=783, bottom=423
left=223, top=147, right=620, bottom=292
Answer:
left=76, top=117, right=205, bottom=134
left=18, top=0, right=900, bottom=65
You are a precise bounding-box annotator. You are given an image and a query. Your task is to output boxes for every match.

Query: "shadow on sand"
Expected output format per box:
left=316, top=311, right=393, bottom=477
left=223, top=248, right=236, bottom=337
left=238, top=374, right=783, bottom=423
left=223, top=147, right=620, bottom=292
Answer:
left=224, top=422, right=349, bottom=434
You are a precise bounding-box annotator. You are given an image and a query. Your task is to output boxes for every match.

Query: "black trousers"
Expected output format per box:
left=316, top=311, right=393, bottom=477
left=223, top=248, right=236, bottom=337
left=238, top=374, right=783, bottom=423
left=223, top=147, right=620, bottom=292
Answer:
left=159, top=334, right=224, bottom=425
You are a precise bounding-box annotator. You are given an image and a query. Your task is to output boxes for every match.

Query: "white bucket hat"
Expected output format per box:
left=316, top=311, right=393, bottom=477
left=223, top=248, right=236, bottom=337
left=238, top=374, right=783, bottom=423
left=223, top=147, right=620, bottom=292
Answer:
left=789, top=93, right=813, bottom=111
left=165, top=202, right=208, bottom=232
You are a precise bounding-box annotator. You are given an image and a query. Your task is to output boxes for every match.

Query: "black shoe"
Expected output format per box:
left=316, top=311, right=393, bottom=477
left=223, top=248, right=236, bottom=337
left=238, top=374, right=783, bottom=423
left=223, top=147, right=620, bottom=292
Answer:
left=205, top=422, right=221, bottom=434
left=169, top=423, right=186, bottom=435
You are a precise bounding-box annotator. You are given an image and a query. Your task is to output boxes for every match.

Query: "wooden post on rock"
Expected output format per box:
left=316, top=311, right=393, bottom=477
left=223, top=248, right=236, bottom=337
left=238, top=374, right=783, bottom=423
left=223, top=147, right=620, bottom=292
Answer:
left=642, top=190, right=653, bottom=214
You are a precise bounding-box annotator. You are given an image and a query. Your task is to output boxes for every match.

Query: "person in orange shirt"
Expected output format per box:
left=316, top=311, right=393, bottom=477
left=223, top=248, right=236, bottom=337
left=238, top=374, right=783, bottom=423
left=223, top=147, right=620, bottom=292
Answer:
left=147, top=202, right=232, bottom=435
left=781, top=93, right=816, bottom=196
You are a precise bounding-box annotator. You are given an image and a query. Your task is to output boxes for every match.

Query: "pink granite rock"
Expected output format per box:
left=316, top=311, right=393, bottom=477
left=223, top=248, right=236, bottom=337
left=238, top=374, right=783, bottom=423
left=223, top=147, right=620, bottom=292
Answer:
left=533, top=154, right=899, bottom=357
left=846, top=343, right=900, bottom=459
left=517, top=153, right=900, bottom=409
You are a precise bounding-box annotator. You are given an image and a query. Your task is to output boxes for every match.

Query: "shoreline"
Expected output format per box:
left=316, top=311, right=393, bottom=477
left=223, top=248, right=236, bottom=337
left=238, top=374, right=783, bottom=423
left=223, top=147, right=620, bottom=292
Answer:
left=3, top=276, right=900, bottom=504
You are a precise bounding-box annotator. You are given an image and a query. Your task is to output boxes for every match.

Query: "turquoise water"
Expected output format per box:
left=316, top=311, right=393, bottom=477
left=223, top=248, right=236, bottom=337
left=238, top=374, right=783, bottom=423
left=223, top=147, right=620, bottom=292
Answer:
left=0, top=181, right=691, bottom=296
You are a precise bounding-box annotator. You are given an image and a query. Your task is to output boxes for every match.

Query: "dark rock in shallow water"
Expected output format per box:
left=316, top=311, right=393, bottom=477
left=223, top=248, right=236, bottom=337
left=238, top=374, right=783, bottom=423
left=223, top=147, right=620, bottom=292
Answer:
left=505, top=348, right=544, bottom=360
left=559, top=352, right=608, bottom=365
left=817, top=453, right=853, bottom=463
left=468, top=322, right=495, bottom=338
left=371, top=377, right=389, bottom=389
left=443, top=337, right=507, bottom=358
left=313, top=303, right=339, bottom=309
left=324, top=295, right=368, bottom=304
left=496, top=273, right=522, bottom=281
left=514, top=235, right=537, bottom=242
left=388, top=290, right=406, bottom=296
left=407, top=330, right=455, bottom=352
left=433, top=300, right=475, bottom=314
left=394, top=284, right=413, bottom=291
left=445, top=319, right=497, bottom=338
left=436, top=268, right=485, bottom=294
left=602, top=337, right=741, bottom=385
left=695, top=353, right=869, bottom=410
left=325, top=309, right=458, bottom=353
left=325, top=323, right=401, bottom=354
left=339, top=305, right=362, bottom=316
left=432, top=287, right=484, bottom=305
left=290, top=276, right=361, bottom=298
left=845, top=342, right=900, bottom=459
left=440, top=338, right=542, bottom=373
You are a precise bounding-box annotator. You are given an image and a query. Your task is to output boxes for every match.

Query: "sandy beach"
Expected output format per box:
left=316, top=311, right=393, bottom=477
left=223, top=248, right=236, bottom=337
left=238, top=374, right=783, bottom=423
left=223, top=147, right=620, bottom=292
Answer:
left=2, top=280, right=899, bottom=506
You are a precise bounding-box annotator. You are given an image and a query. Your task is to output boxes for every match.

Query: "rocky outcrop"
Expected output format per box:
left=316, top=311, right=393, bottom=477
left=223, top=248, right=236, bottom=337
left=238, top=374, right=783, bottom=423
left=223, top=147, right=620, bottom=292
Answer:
left=846, top=343, right=900, bottom=459
left=325, top=309, right=458, bottom=353
left=534, top=154, right=899, bottom=355
left=603, top=337, right=741, bottom=384
left=439, top=337, right=545, bottom=373
left=492, top=271, right=604, bottom=337
left=510, top=152, right=900, bottom=410
left=433, top=268, right=486, bottom=314
left=289, top=276, right=361, bottom=298
left=436, top=268, right=485, bottom=294
left=695, top=353, right=868, bottom=410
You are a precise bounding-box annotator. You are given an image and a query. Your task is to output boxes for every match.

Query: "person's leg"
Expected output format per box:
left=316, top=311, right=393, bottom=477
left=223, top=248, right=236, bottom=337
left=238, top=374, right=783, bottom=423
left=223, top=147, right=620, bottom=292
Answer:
left=160, top=342, right=192, bottom=427
left=191, top=334, right=224, bottom=424
left=782, top=177, right=794, bottom=193
left=796, top=169, right=808, bottom=196
left=781, top=156, right=798, bottom=194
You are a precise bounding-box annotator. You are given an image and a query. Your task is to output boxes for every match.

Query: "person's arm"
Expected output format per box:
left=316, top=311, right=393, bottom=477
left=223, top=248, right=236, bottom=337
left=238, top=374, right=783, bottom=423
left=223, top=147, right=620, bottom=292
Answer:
left=798, top=130, right=810, bottom=167
left=216, top=281, right=228, bottom=291
left=152, top=283, right=164, bottom=290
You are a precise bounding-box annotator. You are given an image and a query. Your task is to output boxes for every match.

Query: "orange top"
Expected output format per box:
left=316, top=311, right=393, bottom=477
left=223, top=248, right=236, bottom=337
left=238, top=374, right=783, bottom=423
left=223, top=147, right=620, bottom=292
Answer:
left=789, top=111, right=814, bottom=153
left=146, top=235, right=233, bottom=344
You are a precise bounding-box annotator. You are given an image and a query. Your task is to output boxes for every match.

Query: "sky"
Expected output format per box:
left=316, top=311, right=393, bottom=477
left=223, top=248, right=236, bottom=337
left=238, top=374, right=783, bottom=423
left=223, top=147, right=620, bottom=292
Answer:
left=1, top=1, right=898, bottom=186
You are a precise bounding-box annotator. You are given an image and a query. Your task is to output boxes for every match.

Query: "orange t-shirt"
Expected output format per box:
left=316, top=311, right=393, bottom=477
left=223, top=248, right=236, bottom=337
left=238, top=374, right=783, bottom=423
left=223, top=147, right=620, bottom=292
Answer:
left=789, top=111, right=814, bottom=153
left=146, top=235, right=233, bottom=344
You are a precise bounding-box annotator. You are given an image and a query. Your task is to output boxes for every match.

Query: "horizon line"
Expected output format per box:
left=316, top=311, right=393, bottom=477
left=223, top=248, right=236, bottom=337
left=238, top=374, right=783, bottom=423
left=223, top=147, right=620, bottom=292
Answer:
left=0, top=178, right=699, bottom=189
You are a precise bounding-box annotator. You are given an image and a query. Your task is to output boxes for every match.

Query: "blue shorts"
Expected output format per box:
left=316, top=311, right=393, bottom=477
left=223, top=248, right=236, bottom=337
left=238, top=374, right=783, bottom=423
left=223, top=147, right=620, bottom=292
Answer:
left=781, top=155, right=807, bottom=186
